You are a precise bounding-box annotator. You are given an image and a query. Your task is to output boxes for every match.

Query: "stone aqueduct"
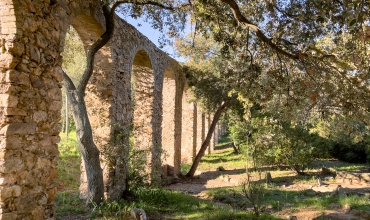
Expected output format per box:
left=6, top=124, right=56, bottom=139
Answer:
left=0, top=0, right=225, bottom=218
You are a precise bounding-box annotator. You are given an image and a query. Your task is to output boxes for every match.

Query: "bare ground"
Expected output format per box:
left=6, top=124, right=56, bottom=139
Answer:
left=166, top=152, right=370, bottom=220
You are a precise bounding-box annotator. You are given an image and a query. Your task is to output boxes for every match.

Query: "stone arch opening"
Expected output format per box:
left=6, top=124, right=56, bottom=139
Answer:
left=161, top=67, right=176, bottom=176
left=131, top=49, right=155, bottom=180
left=181, top=89, right=196, bottom=163
left=60, top=14, right=115, bottom=199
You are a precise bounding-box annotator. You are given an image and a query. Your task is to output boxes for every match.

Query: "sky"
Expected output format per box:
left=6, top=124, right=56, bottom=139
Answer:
left=121, top=16, right=189, bottom=63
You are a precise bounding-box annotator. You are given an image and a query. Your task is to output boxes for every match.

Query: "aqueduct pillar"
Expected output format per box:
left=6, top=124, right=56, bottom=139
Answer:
left=0, top=0, right=207, bottom=217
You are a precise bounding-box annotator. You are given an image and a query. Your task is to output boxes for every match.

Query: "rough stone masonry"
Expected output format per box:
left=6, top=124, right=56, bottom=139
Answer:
left=0, top=0, right=219, bottom=219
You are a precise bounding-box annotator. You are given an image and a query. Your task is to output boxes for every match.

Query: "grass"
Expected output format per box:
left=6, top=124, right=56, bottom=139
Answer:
left=56, top=186, right=280, bottom=219
left=314, top=159, right=369, bottom=172
left=56, top=132, right=370, bottom=219
left=207, top=184, right=370, bottom=213
left=56, top=132, right=281, bottom=219
left=196, top=133, right=370, bottom=217
left=55, top=191, right=88, bottom=218
left=56, top=131, right=86, bottom=218
left=91, top=187, right=281, bottom=220
left=57, top=131, right=81, bottom=190
left=197, top=136, right=246, bottom=172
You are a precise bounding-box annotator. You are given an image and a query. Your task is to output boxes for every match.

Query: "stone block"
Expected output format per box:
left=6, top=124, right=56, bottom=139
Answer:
left=31, top=206, right=45, bottom=220
left=360, top=173, right=370, bottom=182
left=0, top=175, right=17, bottom=186
left=30, top=75, right=44, bottom=88
left=16, top=195, right=37, bottom=214
left=5, top=70, right=29, bottom=86
left=35, top=32, right=48, bottom=49
left=29, top=45, right=40, bottom=62
left=49, top=101, right=62, bottom=111
left=46, top=188, right=56, bottom=203
left=33, top=111, right=48, bottom=123
left=0, top=213, right=17, bottom=220
left=2, top=157, right=24, bottom=173
left=0, top=53, right=19, bottom=69
left=3, top=108, right=27, bottom=116
left=0, top=185, right=21, bottom=199
left=50, top=66, right=63, bottom=82
left=0, top=122, right=36, bottom=136
left=36, top=157, right=52, bottom=169
left=0, top=94, right=18, bottom=108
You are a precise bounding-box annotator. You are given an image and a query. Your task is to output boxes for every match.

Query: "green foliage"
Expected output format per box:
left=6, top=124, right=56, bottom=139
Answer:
left=179, top=1, right=370, bottom=124
left=273, top=122, right=329, bottom=174
left=314, top=116, right=370, bottom=163
left=55, top=191, right=88, bottom=218
left=60, top=26, right=85, bottom=133
left=56, top=134, right=87, bottom=217
left=90, top=187, right=265, bottom=219
left=127, top=148, right=150, bottom=191
left=242, top=175, right=266, bottom=218
left=228, top=105, right=331, bottom=174
left=61, top=27, right=86, bottom=84
left=210, top=185, right=370, bottom=214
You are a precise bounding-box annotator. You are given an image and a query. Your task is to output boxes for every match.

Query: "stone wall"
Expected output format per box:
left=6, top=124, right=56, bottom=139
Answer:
left=110, top=16, right=186, bottom=181
left=162, top=72, right=176, bottom=173
left=181, top=90, right=195, bottom=163
left=0, top=0, right=108, bottom=218
left=0, top=0, right=222, bottom=217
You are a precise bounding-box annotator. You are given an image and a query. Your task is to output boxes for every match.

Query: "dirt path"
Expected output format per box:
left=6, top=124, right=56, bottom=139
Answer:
left=166, top=149, right=370, bottom=220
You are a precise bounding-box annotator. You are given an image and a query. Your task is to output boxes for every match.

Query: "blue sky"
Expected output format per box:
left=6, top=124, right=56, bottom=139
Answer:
left=122, top=16, right=189, bottom=62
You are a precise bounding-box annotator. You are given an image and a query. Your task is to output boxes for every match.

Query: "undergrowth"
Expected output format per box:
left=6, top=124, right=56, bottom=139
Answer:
left=57, top=132, right=81, bottom=190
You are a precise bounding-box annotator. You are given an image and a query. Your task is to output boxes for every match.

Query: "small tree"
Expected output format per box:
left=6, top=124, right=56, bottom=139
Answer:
left=273, top=122, right=328, bottom=175
left=242, top=174, right=265, bottom=218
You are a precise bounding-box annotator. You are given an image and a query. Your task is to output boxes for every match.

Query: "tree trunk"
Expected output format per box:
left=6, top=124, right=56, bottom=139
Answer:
left=186, top=101, right=228, bottom=177
left=63, top=73, right=104, bottom=204
left=192, top=104, right=198, bottom=162
left=232, top=142, right=239, bottom=154
left=65, top=92, right=69, bottom=137
left=72, top=94, right=104, bottom=204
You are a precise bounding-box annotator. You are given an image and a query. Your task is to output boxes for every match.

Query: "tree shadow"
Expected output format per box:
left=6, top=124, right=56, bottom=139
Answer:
left=214, top=142, right=233, bottom=151
left=201, top=168, right=246, bottom=177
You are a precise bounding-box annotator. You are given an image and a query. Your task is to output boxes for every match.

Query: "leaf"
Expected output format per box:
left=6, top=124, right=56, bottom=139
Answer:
left=316, top=16, right=325, bottom=23
left=349, top=19, right=357, bottom=26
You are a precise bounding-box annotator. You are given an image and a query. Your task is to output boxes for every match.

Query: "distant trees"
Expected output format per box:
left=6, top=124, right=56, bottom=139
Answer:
left=61, top=27, right=85, bottom=136
left=176, top=0, right=369, bottom=176
left=314, top=116, right=370, bottom=163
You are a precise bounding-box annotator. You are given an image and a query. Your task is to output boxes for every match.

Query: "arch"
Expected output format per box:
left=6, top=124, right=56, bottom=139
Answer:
left=131, top=49, right=156, bottom=181
left=181, top=90, right=197, bottom=163
left=65, top=14, right=115, bottom=200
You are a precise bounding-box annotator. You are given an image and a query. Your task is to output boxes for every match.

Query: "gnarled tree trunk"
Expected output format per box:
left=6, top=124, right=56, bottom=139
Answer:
left=186, top=101, right=228, bottom=177
left=61, top=4, right=114, bottom=204
left=63, top=78, right=105, bottom=204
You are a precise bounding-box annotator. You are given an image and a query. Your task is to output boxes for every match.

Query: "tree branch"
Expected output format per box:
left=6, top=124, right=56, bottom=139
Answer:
left=112, top=0, right=190, bottom=11
left=77, top=4, right=113, bottom=96
left=76, top=0, right=190, bottom=96
left=220, top=0, right=302, bottom=60
left=62, top=70, right=77, bottom=91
